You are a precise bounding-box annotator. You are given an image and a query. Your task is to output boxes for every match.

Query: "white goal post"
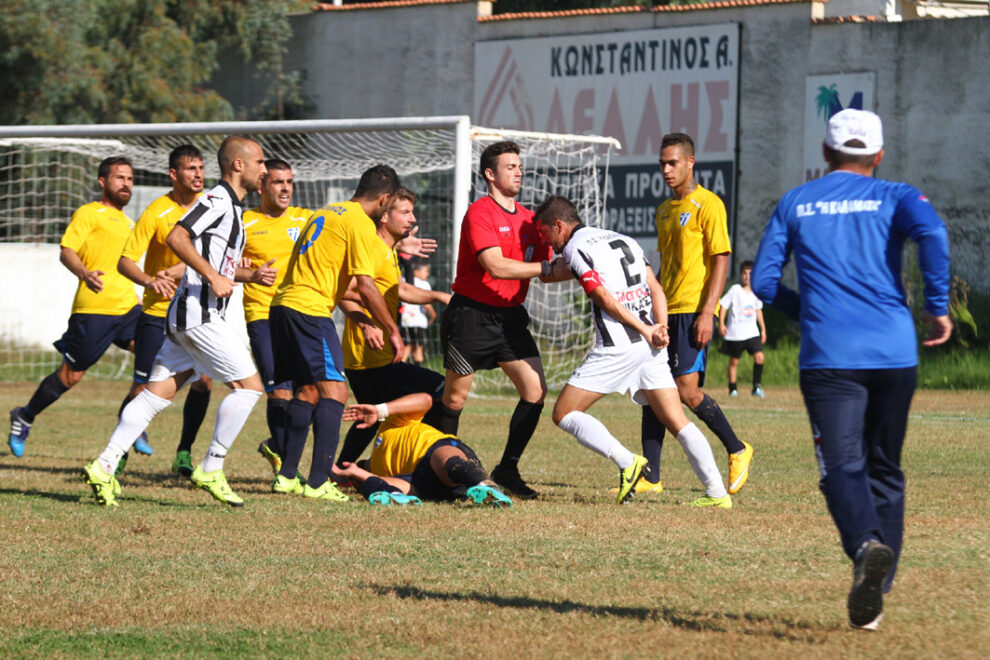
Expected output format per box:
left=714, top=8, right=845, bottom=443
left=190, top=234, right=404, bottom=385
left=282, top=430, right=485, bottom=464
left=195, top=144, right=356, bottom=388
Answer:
left=0, top=117, right=619, bottom=392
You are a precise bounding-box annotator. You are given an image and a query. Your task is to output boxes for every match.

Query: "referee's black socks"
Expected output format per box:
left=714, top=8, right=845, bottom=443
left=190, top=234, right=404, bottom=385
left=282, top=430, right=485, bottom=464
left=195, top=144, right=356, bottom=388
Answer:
left=423, top=401, right=461, bottom=435
left=499, top=400, right=543, bottom=468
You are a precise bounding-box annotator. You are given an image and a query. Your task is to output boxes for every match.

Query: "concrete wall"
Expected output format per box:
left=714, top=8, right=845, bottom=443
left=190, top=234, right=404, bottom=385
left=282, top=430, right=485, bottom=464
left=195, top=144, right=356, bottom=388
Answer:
left=210, top=4, right=990, bottom=290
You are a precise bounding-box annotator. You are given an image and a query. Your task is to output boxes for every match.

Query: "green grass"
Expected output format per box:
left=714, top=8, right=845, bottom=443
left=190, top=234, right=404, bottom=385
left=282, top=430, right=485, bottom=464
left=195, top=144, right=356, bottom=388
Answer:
left=0, top=383, right=987, bottom=658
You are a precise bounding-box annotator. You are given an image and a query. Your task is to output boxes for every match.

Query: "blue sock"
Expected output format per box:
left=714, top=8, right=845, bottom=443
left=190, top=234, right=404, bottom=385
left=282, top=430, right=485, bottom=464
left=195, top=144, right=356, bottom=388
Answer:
left=266, top=397, right=289, bottom=457
left=641, top=405, right=665, bottom=484
left=691, top=394, right=745, bottom=454
left=279, top=399, right=314, bottom=479
left=179, top=386, right=210, bottom=453
left=308, top=398, right=344, bottom=488
left=23, top=371, right=69, bottom=422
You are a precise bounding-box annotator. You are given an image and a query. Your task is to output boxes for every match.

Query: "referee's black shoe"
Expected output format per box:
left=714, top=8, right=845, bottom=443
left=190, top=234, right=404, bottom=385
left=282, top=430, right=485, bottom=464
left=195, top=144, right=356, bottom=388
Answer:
left=490, top=464, right=539, bottom=500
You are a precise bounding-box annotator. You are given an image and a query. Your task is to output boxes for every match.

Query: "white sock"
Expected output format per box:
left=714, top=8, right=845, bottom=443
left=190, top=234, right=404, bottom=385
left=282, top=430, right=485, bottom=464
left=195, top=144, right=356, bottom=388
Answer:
left=200, top=389, right=262, bottom=473
left=676, top=422, right=728, bottom=498
left=558, top=410, right=634, bottom=469
left=98, top=390, right=171, bottom=474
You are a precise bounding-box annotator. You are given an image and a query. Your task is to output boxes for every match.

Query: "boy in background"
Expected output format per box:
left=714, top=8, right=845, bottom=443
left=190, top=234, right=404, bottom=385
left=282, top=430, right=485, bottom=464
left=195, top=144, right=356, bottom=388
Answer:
left=718, top=260, right=767, bottom=398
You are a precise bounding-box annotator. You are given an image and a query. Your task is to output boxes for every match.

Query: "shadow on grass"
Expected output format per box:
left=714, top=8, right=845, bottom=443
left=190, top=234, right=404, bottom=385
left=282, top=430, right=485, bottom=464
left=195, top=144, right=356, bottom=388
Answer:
left=363, top=583, right=837, bottom=641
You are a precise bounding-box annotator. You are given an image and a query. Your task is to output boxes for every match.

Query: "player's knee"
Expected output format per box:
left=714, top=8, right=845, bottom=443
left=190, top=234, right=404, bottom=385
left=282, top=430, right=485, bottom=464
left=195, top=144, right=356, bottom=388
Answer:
left=754, top=352, right=765, bottom=364
left=551, top=403, right=572, bottom=426
left=58, top=365, right=85, bottom=388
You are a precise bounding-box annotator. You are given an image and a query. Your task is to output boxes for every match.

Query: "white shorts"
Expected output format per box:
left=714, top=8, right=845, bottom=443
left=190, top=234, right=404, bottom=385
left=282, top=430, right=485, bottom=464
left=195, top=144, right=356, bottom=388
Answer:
left=567, top=342, right=676, bottom=405
left=150, top=321, right=257, bottom=385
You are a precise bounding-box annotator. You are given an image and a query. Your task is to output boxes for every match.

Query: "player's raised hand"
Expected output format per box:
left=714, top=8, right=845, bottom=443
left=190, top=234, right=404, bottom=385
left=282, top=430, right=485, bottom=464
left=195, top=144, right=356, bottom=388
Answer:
left=250, top=258, right=277, bottom=287
left=83, top=269, right=105, bottom=293
left=396, top=226, right=438, bottom=257
left=342, top=404, right=377, bottom=428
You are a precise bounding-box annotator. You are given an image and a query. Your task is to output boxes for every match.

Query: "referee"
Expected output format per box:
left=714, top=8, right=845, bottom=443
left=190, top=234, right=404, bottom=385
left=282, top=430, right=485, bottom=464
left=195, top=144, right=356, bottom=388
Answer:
left=429, top=141, right=566, bottom=499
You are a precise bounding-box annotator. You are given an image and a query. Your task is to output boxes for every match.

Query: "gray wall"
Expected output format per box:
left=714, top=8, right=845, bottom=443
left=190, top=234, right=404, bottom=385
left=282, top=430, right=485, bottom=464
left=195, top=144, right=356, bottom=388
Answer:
left=211, top=4, right=990, bottom=290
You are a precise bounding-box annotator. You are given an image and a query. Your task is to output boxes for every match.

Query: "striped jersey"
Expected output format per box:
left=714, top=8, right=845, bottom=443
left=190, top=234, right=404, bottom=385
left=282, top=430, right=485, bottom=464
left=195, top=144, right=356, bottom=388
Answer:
left=165, top=181, right=245, bottom=333
left=563, top=225, right=655, bottom=351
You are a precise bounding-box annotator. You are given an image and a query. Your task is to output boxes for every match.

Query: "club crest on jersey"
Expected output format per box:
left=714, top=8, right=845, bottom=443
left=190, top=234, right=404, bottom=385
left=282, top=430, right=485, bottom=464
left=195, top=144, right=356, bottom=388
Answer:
left=286, top=227, right=300, bottom=242
left=679, top=212, right=691, bottom=227
left=524, top=245, right=535, bottom=261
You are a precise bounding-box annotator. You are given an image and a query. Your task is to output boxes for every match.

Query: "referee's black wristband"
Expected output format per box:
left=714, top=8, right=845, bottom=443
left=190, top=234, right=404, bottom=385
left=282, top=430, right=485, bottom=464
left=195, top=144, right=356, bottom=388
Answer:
left=541, top=260, right=553, bottom=278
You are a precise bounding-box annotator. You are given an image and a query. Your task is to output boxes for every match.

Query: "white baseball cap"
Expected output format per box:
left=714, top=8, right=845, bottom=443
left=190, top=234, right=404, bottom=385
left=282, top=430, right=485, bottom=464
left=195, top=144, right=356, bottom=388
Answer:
left=825, top=109, right=884, bottom=155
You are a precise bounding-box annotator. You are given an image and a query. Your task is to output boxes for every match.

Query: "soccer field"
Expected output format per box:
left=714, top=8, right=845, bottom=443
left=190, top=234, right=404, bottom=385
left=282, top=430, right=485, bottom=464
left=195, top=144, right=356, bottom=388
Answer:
left=0, top=382, right=986, bottom=658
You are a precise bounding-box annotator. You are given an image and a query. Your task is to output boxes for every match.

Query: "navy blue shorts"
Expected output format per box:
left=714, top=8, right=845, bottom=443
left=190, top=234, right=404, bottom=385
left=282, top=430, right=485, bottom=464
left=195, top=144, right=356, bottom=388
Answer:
left=345, top=362, right=444, bottom=407
left=410, top=437, right=481, bottom=502
left=54, top=305, right=141, bottom=371
left=666, top=312, right=714, bottom=385
left=270, top=305, right=345, bottom=386
left=440, top=294, right=539, bottom=375
left=247, top=319, right=292, bottom=393
left=132, top=312, right=166, bottom=383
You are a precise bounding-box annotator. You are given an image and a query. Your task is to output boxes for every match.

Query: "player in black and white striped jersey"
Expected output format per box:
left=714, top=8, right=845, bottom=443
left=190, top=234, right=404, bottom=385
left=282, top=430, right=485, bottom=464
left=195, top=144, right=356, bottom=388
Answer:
left=533, top=196, right=731, bottom=508
left=82, top=136, right=276, bottom=508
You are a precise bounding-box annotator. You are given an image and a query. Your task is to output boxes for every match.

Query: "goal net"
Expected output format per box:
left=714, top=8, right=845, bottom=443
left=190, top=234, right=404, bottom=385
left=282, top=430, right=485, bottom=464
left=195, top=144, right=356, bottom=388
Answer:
left=0, top=118, right=618, bottom=392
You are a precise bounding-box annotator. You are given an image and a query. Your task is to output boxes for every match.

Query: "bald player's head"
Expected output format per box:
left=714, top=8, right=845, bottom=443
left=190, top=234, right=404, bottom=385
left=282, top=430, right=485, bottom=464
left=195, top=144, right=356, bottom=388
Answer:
left=217, top=135, right=261, bottom=175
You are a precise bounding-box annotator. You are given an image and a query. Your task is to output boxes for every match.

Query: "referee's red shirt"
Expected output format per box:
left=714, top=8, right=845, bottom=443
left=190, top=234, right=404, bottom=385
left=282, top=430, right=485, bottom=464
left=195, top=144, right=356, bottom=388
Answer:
left=452, top=195, right=552, bottom=308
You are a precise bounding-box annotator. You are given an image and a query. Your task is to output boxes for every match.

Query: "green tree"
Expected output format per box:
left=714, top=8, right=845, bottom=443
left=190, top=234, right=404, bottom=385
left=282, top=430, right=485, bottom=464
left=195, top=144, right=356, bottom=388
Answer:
left=0, top=0, right=310, bottom=125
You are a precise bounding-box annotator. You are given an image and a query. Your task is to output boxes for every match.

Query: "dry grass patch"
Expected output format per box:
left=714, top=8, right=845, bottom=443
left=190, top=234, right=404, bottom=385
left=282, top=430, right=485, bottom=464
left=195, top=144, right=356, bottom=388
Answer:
left=0, top=382, right=987, bottom=657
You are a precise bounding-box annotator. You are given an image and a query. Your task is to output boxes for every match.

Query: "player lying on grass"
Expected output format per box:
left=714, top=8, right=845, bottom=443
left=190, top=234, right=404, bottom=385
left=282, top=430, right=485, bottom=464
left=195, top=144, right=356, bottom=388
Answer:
left=534, top=195, right=732, bottom=508
left=333, top=392, right=512, bottom=507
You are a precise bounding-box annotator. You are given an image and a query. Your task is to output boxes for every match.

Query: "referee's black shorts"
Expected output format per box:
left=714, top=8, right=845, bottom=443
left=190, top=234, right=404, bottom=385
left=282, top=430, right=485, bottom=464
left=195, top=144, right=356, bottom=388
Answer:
left=439, top=294, right=540, bottom=375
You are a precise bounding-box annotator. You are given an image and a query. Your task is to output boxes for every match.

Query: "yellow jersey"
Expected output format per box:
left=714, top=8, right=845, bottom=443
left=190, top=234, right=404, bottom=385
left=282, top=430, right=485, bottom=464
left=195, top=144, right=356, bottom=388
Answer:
left=271, top=201, right=379, bottom=318
left=61, top=201, right=138, bottom=315
left=369, top=410, right=454, bottom=477
left=342, top=237, right=402, bottom=370
left=120, top=194, right=199, bottom=318
left=655, top=185, right=732, bottom=315
left=241, top=205, right=312, bottom=323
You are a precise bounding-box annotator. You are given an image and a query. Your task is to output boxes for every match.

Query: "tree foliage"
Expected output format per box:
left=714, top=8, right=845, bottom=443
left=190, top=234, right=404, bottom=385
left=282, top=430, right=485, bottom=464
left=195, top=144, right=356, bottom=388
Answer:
left=0, top=0, right=310, bottom=125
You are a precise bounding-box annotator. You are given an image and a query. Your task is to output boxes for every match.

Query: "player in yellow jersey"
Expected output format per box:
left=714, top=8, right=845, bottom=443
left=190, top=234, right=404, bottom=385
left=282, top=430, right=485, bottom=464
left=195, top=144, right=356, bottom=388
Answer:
left=268, top=164, right=405, bottom=502
left=335, top=187, right=450, bottom=469
left=9, top=158, right=141, bottom=458
left=240, top=158, right=311, bottom=474
left=117, top=145, right=213, bottom=476
left=333, top=392, right=512, bottom=507
left=637, top=133, right=754, bottom=497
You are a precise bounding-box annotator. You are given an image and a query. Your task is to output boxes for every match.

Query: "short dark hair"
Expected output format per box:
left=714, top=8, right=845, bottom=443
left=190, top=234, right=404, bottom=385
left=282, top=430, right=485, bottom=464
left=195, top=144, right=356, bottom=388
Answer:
left=411, top=257, right=430, bottom=270
left=354, top=164, right=400, bottom=199
left=98, top=156, right=132, bottom=180
left=824, top=145, right=877, bottom=170
left=660, top=133, right=695, bottom=157
left=534, top=195, right=580, bottom=227
left=739, top=260, right=754, bottom=272
left=479, top=141, right=520, bottom=179
left=265, top=158, right=292, bottom=172
left=390, top=186, right=417, bottom=208
left=168, top=145, right=203, bottom=171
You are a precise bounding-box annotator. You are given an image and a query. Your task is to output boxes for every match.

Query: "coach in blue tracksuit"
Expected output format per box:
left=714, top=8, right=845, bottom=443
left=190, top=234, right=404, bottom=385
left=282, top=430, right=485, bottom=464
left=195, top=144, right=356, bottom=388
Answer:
left=752, top=109, right=952, bottom=631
